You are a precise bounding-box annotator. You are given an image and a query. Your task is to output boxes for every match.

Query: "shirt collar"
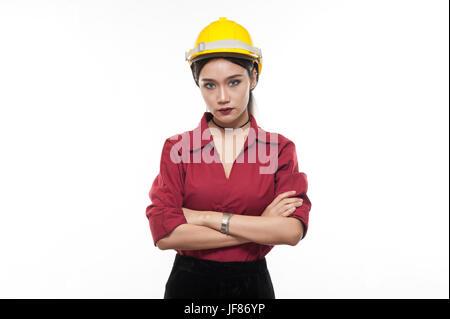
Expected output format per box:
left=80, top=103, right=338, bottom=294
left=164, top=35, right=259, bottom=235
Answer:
left=187, top=111, right=279, bottom=152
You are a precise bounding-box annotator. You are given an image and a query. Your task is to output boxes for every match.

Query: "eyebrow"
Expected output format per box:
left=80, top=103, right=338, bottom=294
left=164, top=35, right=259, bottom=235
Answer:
left=200, top=74, right=244, bottom=82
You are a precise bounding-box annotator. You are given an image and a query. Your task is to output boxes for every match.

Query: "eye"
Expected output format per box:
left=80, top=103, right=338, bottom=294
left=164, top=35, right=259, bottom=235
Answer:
left=230, top=80, right=241, bottom=86
left=204, top=82, right=215, bottom=89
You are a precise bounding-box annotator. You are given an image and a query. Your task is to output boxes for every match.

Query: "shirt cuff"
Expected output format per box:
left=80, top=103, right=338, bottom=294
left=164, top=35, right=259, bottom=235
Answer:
left=148, top=206, right=188, bottom=247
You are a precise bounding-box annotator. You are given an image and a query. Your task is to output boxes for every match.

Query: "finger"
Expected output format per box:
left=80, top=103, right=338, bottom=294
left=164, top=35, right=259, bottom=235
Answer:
left=279, top=202, right=297, bottom=214
left=280, top=197, right=304, bottom=205
left=276, top=199, right=302, bottom=212
left=278, top=202, right=302, bottom=213
left=281, top=206, right=296, bottom=216
left=278, top=198, right=303, bottom=209
left=272, top=190, right=296, bottom=206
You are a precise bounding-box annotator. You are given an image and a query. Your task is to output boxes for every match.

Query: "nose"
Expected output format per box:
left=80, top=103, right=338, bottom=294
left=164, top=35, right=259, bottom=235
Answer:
left=217, top=85, right=230, bottom=105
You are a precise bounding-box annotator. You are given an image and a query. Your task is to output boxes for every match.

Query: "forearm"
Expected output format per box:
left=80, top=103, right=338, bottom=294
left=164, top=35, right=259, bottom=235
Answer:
left=158, top=223, right=252, bottom=251
left=201, top=211, right=300, bottom=246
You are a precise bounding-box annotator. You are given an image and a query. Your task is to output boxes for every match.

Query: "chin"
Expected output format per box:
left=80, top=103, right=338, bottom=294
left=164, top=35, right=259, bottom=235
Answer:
left=216, top=114, right=238, bottom=122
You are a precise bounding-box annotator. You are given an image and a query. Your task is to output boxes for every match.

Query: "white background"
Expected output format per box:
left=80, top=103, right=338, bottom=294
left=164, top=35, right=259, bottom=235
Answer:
left=0, top=0, right=448, bottom=299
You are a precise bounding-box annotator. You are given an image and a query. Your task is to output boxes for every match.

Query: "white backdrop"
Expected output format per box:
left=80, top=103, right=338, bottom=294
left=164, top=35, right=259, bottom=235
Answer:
left=0, top=0, right=448, bottom=299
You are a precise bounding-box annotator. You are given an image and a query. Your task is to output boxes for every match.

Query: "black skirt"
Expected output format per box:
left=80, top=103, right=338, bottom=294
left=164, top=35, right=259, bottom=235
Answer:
left=164, top=253, right=276, bottom=299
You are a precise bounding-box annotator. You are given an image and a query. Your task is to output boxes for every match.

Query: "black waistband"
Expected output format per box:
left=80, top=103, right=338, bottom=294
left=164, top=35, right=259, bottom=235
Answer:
left=172, top=254, right=269, bottom=276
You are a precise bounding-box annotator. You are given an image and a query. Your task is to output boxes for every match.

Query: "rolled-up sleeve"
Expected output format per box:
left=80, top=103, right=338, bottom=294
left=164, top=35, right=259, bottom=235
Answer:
left=274, top=141, right=312, bottom=239
left=145, top=138, right=187, bottom=247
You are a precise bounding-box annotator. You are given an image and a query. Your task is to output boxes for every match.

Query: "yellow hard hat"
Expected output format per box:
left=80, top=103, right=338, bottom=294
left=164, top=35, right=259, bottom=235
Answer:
left=185, top=17, right=263, bottom=75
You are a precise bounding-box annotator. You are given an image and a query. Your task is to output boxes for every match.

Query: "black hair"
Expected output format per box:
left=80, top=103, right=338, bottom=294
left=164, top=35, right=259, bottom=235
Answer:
left=190, top=54, right=259, bottom=116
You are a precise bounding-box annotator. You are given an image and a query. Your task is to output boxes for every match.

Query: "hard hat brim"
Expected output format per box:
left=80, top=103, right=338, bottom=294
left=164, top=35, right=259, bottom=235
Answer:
left=190, top=51, right=258, bottom=65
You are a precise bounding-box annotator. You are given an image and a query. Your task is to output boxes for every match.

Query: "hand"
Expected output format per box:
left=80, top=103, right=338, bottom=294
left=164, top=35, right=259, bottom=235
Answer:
left=262, top=190, right=303, bottom=217
left=182, top=207, right=204, bottom=226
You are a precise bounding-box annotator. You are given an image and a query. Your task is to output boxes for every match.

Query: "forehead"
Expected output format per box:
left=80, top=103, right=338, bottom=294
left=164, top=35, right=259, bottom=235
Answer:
left=199, top=58, right=246, bottom=80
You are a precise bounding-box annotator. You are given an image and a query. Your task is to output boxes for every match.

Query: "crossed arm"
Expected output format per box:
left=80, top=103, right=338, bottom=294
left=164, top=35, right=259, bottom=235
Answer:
left=156, top=209, right=303, bottom=251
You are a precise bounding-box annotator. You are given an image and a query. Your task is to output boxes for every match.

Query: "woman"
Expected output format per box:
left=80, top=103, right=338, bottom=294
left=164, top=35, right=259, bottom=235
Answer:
left=145, top=17, right=312, bottom=299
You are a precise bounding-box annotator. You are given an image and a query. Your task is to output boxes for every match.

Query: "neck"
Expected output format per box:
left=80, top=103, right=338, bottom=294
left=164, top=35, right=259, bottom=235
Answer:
left=210, top=112, right=251, bottom=130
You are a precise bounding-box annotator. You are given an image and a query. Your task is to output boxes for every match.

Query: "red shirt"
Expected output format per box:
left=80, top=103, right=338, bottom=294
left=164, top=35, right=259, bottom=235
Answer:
left=145, top=111, right=312, bottom=262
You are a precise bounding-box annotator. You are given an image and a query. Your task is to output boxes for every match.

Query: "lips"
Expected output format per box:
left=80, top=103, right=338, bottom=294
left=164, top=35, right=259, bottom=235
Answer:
left=218, top=108, right=233, bottom=115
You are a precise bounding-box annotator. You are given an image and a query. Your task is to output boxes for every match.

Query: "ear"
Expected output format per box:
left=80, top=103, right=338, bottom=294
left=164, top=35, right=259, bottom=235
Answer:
left=251, top=68, right=258, bottom=89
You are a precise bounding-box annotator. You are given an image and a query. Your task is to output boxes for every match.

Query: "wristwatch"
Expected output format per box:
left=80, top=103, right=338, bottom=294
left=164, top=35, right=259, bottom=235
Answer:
left=220, top=212, right=233, bottom=235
